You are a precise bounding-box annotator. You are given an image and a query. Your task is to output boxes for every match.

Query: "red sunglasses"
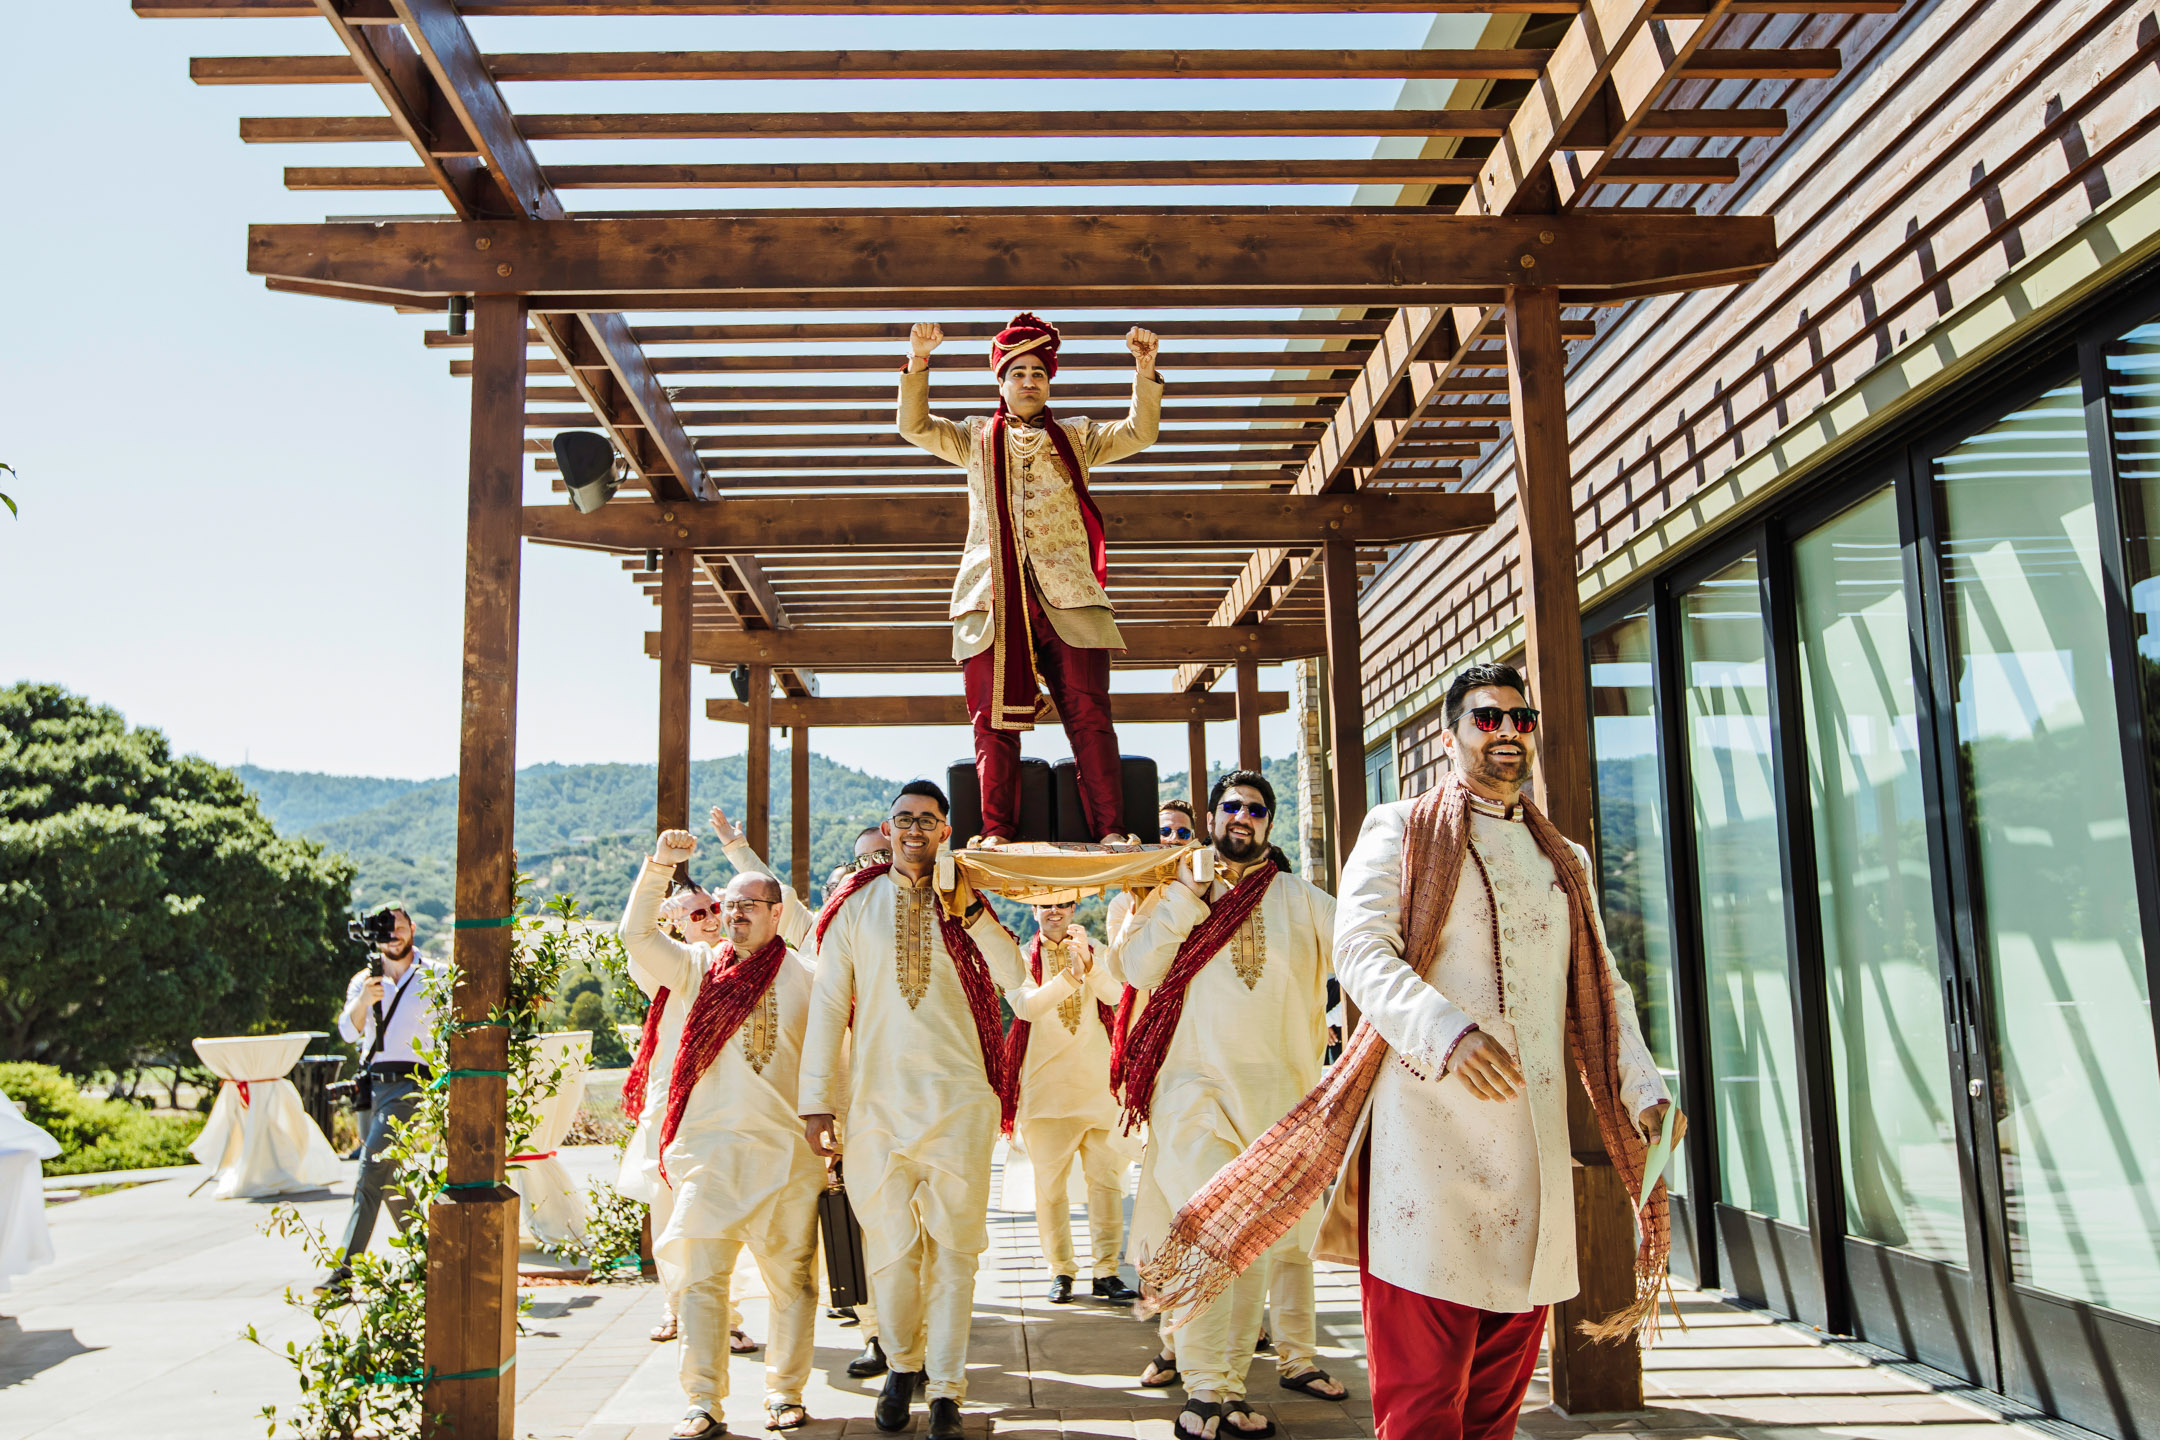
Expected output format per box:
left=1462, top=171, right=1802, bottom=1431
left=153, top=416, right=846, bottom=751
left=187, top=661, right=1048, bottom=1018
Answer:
left=1465, top=705, right=1539, bottom=734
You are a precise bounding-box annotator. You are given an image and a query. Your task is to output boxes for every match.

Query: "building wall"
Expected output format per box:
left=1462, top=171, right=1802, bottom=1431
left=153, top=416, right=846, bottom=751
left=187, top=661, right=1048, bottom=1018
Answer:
left=1362, top=0, right=2160, bottom=796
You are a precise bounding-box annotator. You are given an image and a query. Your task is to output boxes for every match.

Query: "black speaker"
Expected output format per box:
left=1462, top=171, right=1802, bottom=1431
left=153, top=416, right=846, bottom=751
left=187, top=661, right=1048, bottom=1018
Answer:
left=946, top=757, right=1054, bottom=844
left=1050, top=755, right=1161, bottom=841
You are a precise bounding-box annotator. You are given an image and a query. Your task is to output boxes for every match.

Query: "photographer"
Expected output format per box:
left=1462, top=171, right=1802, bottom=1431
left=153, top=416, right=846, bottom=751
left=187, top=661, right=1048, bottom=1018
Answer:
left=316, top=906, right=444, bottom=1296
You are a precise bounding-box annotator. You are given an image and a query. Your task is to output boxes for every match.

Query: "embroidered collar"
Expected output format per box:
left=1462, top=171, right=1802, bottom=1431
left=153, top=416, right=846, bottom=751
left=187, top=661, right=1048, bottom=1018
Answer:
left=1465, top=791, right=1528, bottom=822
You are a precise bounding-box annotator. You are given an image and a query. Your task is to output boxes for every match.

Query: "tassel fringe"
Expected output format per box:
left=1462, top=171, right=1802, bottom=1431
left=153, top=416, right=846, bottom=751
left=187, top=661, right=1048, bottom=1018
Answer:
left=1573, top=1271, right=1666, bottom=1347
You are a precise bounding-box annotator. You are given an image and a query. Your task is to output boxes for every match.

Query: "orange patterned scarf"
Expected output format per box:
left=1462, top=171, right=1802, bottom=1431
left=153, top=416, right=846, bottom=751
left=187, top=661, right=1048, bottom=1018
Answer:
left=1136, top=772, right=1669, bottom=1344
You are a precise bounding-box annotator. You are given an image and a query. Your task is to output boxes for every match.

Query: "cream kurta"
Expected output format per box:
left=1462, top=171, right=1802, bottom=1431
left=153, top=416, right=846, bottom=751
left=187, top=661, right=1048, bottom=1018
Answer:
left=798, top=870, right=1027, bottom=1265
left=1011, top=936, right=1127, bottom=1134
left=896, top=365, right=1161, bottom=662
left=1115, top=869, right=1337, bottom=1261
left=1321, top=798, right=1667, bottom=1312
left=618, top=860, right=827, bottom=1282
left=720, top=835, right=814, bottom=949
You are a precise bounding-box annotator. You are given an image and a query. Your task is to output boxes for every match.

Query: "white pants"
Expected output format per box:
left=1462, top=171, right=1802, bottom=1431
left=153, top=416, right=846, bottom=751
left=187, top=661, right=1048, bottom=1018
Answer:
left=1267, top=1248, right=1319, bottom=1372
left=677, top=1236, right=818, bottom=1410
left=1027, top=1122, right=1128, bottom=1280
left=871, top=1229, right=980, bottom=1402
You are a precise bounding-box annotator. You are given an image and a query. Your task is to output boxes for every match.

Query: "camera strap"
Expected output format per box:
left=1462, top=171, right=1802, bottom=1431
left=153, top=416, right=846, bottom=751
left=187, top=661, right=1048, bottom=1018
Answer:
left=362, top=963, right=418, bottom=1071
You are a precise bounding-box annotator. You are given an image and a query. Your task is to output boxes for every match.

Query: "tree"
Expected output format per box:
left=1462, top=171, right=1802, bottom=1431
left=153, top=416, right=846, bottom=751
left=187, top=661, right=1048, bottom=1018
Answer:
left=0, top=683, right=357, bottom=1075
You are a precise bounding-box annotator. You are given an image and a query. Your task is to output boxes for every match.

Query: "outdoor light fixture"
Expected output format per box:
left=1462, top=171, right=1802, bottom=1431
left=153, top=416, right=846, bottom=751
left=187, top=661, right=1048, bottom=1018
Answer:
left=645, top=549, right=659, bottom=573
left=553, top=430, right=625, bottom=514
left=447, top=296, right=469, bottom=338
left=730, top=665, right=752, bottom=702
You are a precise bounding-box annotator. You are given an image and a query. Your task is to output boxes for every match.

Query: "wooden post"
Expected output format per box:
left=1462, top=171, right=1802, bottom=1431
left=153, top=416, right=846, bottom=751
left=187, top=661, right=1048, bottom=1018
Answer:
left=790, top=725, right=812, bottom=896
left=1506, top=283, right=1640, bottom=1413
left=427, top=292, right=524, bottom=1440
left=1235, top=656, right=1263, bottom=772
left=1320, top=540, right=1367, bottom=875
left=746, top=664, right=772, bottom=856
left=1187, top=718, right=1209, bottom=834
left=657, top=548, right=692, bottom=836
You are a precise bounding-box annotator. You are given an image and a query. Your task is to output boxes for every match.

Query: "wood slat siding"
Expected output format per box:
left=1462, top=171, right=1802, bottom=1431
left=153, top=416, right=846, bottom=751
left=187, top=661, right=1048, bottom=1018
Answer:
left=1362, top=0, right=2160, bottom=797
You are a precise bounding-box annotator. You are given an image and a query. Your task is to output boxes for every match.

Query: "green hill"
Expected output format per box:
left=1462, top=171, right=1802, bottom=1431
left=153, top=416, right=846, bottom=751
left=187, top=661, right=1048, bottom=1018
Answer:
left=239, top=751, right=1303, bottom=950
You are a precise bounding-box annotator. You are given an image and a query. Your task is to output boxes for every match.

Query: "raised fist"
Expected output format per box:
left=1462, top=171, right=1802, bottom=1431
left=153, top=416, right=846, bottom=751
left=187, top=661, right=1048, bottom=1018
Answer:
left=909, top=321, right=945, bottom=363
left=655, top=829, right=698, bottom=865
left=1125, top=326, right=1159, bottom=371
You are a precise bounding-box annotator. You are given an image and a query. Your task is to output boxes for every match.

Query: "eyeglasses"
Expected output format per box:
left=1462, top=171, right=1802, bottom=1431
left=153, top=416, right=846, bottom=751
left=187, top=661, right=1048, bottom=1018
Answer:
left=1464, top=705, right=1539, bottom=734
left=1217, top=799, right=1269, bottom=820
left=721, top=897, right=774, bottom=912
left=1160, top=824, right=1194, bottom=841
left=888, top=814, right=943, bottom=832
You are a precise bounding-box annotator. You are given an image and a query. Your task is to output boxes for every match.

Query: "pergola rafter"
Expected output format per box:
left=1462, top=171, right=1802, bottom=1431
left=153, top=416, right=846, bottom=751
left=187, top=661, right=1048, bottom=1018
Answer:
left=132, top=0, right=1871, bottom=1426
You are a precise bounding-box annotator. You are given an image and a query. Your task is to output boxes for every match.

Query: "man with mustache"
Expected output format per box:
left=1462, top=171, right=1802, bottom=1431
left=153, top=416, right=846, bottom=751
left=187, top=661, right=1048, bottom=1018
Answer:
left=623, top=831, right=828, bottom=1438
left=797, top=781, right=1028, bottom=1439
left=898, top=313, right=1160, bottom=846
left=1113, top=769, right=1339, bottom=1439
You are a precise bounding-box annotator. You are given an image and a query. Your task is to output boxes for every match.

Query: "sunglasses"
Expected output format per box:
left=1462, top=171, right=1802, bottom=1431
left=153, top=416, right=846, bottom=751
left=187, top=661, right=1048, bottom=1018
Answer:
left=1464, top=705, right=1539, bottom=734
left=679, top=904, right=719, bottom=924
left=1160, top=824, right=1195, bottom=841
left=1217, top=799, right=1269, bottom=820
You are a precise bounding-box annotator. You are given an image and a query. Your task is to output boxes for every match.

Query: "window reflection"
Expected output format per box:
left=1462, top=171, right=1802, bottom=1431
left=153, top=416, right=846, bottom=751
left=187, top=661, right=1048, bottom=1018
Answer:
left=1793, top=489, right=1965, bottom=1264
left=1682, top=556, right=1808, bottom=1223
left=1937, top=378, right=2160, bottom=1319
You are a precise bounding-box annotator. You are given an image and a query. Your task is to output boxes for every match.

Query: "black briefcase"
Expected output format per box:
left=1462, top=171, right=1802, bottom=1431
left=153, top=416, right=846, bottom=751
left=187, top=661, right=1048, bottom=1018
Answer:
left=818, top=1166, right=871, bottom=1309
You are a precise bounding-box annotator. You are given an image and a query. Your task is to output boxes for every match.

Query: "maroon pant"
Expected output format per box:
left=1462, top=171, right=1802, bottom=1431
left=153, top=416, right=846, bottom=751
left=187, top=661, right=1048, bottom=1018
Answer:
left=960, top=586, right=1123, bottom=841
left=1360, top=1143, right=1549, bottom=1440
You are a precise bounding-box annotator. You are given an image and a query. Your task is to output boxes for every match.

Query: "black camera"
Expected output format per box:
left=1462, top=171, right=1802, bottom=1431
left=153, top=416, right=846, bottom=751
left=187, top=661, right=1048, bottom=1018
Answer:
left=349, top=907, right=401, bottom=949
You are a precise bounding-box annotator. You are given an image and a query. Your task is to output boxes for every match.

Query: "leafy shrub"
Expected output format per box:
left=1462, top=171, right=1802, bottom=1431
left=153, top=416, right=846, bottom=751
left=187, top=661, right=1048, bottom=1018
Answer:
left=0, top=1061, right=204, bottom=1175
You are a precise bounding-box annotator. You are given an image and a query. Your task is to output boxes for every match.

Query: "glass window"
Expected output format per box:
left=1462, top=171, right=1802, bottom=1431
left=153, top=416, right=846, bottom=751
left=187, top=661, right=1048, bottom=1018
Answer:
left=1937, top=377, right=2160, bottom=1319
left=2108, top=322, right=2160, bottom=854
left=1682, top=555, right=1808, bottom=1223
left=1793, top=489, right=1965, bottom=1265
left=1365, top=742, right=1398, bottom=809
left=1590, top=610, right=1686, bottom=1193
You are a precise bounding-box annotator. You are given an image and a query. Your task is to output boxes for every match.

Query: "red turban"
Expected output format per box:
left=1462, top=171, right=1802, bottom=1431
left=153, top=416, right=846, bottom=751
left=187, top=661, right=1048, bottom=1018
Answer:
left=990, top=312, right=1061, bottom=378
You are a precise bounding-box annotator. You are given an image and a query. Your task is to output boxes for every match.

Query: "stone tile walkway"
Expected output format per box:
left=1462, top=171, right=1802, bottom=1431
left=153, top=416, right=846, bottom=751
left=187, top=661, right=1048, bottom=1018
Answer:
left=0, top=1147, right=2086, bottom=1440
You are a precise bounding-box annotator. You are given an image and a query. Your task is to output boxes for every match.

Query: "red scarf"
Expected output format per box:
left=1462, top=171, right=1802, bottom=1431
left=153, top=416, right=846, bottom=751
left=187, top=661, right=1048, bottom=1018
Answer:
left=979, top=404, right=1107, bottom=734
left=812, top=861, right=1013, bottom=1108
left=1114, top=859, right=1281, bottom=1133
left=620, top=988, right=670, bottom=1123
left=999, top=933, right=1118, bottom=1136
left=655, top=934, right=790, bottom=1178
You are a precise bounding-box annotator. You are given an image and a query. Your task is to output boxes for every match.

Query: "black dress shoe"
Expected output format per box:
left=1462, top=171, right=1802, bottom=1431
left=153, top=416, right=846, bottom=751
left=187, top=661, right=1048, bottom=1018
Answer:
left=836, top=1305, right=861, bottom=1327
left=927, top=1396, right=965, bottom=1439
left=848, top=1336, right=889, bottom=1379
left=1090, top=1275, right=1138, bottom=1306
left=1047, top=1273, right=1074, bottom=1304
left=874, top=1368, right=919, bottom=1432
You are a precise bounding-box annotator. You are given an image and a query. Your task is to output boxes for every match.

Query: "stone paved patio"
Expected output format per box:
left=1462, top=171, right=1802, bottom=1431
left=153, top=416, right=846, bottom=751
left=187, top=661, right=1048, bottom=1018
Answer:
left=0, top=1146, right=2084, bottom=1440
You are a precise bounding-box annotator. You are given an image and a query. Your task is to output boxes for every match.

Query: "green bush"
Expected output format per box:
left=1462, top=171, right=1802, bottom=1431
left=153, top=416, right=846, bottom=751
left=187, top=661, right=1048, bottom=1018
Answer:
left=0, top=1060, right=204, bottom=1175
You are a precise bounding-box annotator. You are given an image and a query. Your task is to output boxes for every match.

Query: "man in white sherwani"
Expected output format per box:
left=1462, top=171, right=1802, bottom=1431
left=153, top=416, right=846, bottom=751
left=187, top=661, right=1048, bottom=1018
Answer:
left=1113, top=770, right=1337, bottom=1440
left=623, top=832, right=827, bottom=1439
left=1003, top=898, right=1139, bottom=1306
left=799, top=780, right=1027, bottom=1440
left=709, top=802, right=814, bottom=947
left=1323, top=662, right=1678, bottom=1440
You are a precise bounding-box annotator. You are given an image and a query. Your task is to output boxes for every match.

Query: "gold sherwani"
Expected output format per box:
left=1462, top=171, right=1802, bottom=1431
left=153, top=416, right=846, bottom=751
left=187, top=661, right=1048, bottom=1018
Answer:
left=896, top=365, right=1162, bottom=662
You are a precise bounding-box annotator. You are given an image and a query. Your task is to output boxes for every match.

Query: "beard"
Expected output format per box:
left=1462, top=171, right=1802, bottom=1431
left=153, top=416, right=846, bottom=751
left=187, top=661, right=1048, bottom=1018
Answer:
left=1467, top=745, right=1532, bottom=791
left=1218, top=828, right=1268, bottom=864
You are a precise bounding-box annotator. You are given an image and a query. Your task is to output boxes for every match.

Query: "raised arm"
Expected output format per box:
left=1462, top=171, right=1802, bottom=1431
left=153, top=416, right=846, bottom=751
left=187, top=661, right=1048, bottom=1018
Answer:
left=619, top=835, right=701, bottom=997
left=712, top=803, right=814, bottom=948
left=897, top=321, right=971, bottom=465
left=1082, top=327, right=1162, bottom=467
left=1115, top=876, right=1209, bottom=992
left=1332, top=804, right=1477, bottom=1075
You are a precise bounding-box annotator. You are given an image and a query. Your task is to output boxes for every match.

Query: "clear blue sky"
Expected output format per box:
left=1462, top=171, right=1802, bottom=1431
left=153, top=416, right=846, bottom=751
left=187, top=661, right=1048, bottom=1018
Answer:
left=0, top=6, right=1432, bottom=783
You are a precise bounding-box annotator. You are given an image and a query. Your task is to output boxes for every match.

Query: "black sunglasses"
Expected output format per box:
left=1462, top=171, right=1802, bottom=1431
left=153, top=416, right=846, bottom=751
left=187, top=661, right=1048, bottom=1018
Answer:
left=1464, top=705, right=1539, bottom=734
left=1217, top=799, right=1269, bottom=819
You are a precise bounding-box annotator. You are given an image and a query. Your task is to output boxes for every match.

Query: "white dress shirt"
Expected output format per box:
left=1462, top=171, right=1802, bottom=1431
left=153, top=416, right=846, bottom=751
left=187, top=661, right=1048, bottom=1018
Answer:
left=337, top=958, right=446, bottom=1066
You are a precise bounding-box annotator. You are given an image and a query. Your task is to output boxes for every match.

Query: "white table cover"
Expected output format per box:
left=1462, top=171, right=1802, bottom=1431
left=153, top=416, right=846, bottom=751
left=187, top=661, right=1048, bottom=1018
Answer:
left=189, top=1033, right=342, bottom=1200
left=510, top=1031, right=592, bottom=1249
left=0, top=1089, right=60, bottom=1293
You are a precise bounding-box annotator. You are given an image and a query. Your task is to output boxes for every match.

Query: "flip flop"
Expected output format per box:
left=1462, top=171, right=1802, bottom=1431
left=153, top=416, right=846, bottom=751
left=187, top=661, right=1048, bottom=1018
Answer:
left=1223, top=1400, right=1278, bottom=1437
left=1139, top=1352, right=1182, bottom=1388
left=764, top=1400, right=808, bottom=1431
left=730, top=1327, right=763, bottom=1354
left=650, top=1315, right=680, bottom=1342
left=1278, top=1367, right=1346, bottom=1400
left=672, top=1406, right=724, bottom=1439
left=1176, top=1399, right=1222, bottom=1439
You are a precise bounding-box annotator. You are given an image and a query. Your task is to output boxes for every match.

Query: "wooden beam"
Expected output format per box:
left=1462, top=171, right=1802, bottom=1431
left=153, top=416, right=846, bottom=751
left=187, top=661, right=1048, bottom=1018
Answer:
left=1188, top=720, right=1209, bottom=830
left=472, top=319, right=1389, bottom=349
left=1235, top=658, right=1263, bottom=772
left=248, top=212, right=1780, bottom=301
left=661, top=625, right=1327, bottom=670
left=524, top=491, right=1495, bottom=554
left=706, top=692, right=1285, bottom=727
left=790, top=728, right=811, bottom=896
left=204, top=48, right=1556, bottom=85
left=430, top=291, right=523, bottom=1440
left=746, top=666, right=772, bottom=855
left=293, top=157, right=1500, bottom=191
left=495, top=350, right=1372, bottom=376
left=244, top=109, right=1522, bottom=144
left=1320, top=539, right=1367, bottom=876
left=657, top=548, right=691, bottom=834
left=141, top=0, right=1888, bottom=12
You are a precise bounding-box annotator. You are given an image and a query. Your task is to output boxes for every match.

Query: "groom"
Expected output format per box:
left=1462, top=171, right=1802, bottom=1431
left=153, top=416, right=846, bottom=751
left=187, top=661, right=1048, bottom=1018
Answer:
left=897, top=313, right=1160, bottom=846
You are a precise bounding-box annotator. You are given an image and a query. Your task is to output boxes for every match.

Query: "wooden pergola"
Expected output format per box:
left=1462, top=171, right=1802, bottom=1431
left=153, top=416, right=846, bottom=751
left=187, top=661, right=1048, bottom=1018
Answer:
left=138, top=0, right=1861, bottom=1431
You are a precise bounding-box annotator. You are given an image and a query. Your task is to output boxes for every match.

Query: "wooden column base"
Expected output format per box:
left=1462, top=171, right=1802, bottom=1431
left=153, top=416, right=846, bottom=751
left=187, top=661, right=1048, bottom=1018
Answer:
left=1549, top=1160, right=1647, bottom=1414
left=425, top=1186, right=521, bottom=1439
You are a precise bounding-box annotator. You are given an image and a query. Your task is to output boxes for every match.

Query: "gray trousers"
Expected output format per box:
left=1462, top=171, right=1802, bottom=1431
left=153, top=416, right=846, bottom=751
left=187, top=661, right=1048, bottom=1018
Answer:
left=336, top=1077, right=422, bottom=1261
